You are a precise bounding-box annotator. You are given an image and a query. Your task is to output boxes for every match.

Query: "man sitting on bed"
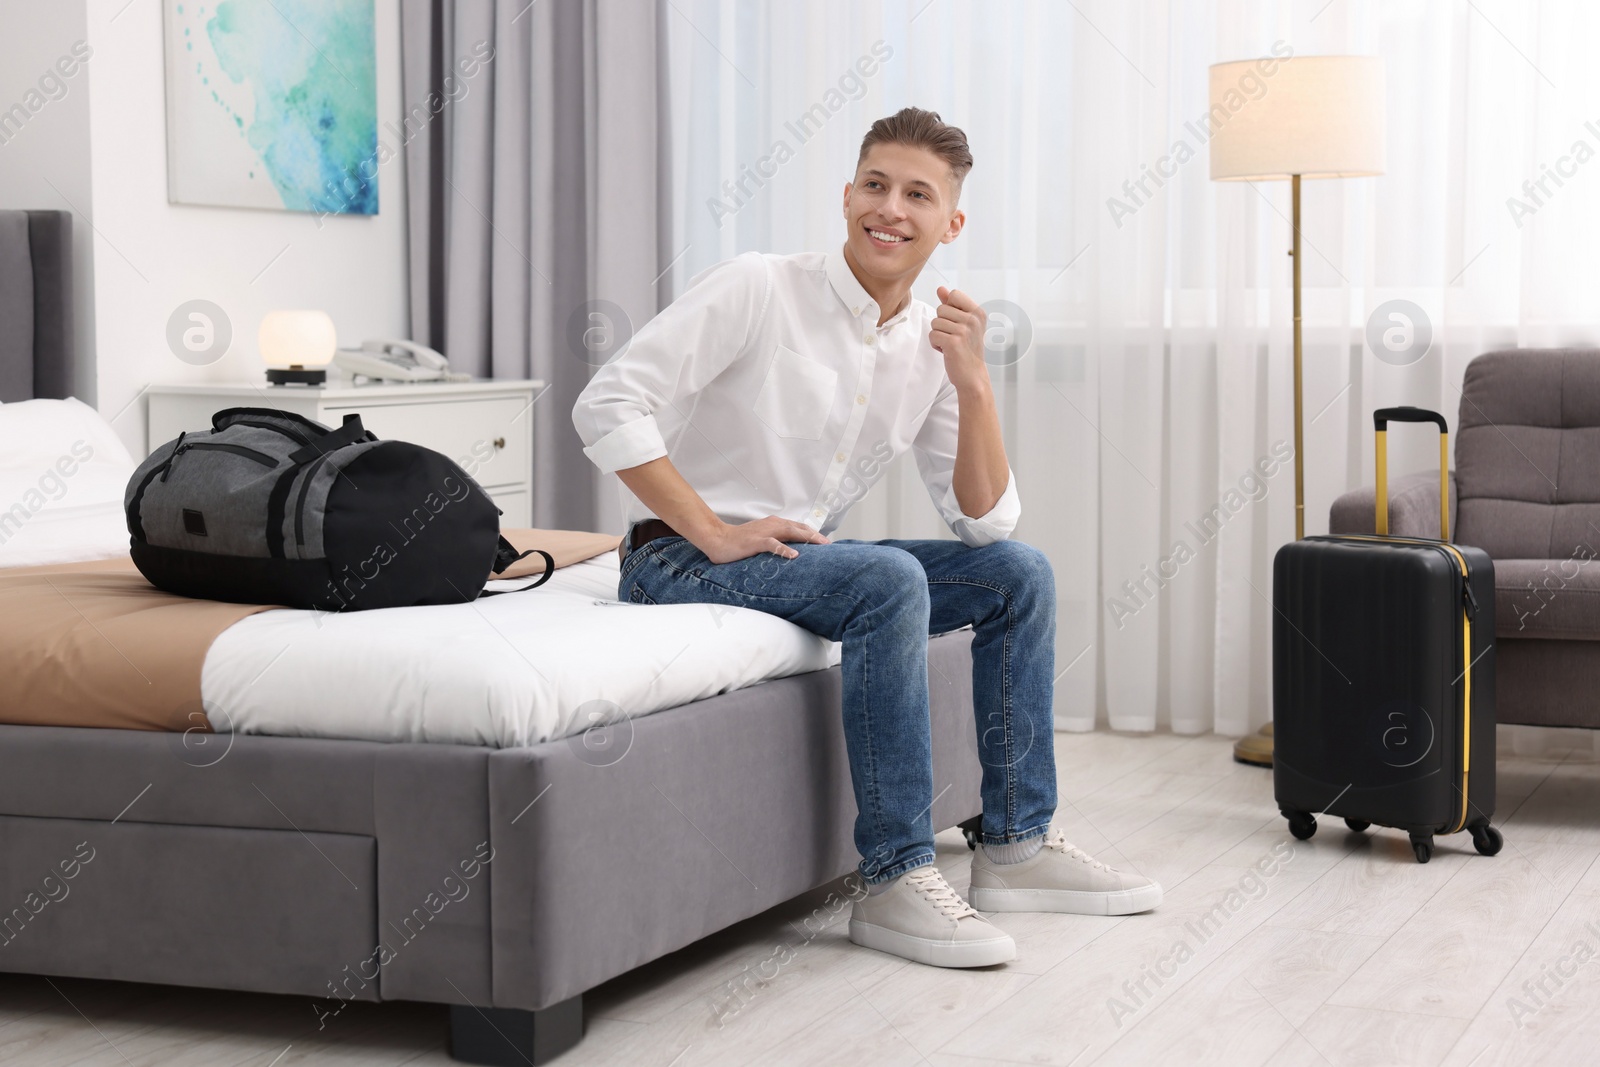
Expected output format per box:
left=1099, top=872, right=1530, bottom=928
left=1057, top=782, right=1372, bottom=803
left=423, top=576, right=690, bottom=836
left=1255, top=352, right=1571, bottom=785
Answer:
left=572, top=107, right=1161, bottom=969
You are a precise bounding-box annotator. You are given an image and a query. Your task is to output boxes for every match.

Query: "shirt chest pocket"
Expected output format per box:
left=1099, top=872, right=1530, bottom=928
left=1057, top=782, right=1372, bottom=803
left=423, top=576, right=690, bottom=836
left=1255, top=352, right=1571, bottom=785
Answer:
left=752, top=344, right=838, bottom=440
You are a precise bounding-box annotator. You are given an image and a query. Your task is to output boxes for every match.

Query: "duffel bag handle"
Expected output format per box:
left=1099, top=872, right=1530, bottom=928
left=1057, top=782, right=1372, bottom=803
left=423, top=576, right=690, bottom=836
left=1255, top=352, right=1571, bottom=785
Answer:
left=1372, top=406, right=1450, bottom=540
left=289, top=413, right=373, bottom=464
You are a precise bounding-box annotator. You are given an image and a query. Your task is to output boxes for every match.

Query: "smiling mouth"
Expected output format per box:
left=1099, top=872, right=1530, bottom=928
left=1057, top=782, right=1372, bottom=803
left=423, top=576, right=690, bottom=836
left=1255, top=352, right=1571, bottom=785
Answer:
left=864, top=225, right=910, bottom=247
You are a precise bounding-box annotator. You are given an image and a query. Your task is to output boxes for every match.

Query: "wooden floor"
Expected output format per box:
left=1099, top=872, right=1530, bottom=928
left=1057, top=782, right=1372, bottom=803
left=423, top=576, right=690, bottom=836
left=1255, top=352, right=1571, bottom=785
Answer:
left=5, top=727, right=1600, bottom=1066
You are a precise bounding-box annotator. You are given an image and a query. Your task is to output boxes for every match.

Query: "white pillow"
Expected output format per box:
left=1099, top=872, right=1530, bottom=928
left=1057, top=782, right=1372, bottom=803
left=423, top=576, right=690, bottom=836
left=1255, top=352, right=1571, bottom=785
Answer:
left=0, top=398, right=138, bottom=568
left=0, top=396, right=134, bottom=470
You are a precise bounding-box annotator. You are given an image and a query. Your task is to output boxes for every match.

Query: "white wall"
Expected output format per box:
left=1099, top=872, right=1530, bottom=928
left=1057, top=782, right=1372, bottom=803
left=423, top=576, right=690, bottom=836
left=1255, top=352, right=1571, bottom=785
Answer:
left=71, top=0, right=409, bottom=456
left=0, top=0, right=97, bottom=403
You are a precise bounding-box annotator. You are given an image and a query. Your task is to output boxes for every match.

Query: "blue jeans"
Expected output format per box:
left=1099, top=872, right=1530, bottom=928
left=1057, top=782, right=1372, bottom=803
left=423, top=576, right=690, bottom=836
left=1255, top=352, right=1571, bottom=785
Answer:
left=619, top=534, right=1059, bottom=885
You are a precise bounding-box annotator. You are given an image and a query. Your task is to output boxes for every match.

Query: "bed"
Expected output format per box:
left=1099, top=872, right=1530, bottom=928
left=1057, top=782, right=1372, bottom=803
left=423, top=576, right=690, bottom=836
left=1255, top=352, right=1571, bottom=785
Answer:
left=0, top=210, right=983, bottom=1064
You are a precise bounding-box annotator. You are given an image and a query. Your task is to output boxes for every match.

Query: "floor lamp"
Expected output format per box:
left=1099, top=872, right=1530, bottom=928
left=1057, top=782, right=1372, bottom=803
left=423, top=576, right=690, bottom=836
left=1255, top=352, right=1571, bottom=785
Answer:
left=1207, top=55, right=1386, bottom=766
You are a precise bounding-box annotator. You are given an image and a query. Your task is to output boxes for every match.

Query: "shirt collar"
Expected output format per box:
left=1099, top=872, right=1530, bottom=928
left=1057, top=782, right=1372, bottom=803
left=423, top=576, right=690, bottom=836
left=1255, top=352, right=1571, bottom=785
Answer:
left=826, top=245, right=912, bottom=326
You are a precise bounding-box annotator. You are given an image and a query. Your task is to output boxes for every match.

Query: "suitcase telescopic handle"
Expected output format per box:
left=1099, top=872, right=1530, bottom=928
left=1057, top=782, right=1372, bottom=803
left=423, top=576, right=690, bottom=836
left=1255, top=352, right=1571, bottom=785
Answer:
left=1372, top=406, right=1450, bottom=540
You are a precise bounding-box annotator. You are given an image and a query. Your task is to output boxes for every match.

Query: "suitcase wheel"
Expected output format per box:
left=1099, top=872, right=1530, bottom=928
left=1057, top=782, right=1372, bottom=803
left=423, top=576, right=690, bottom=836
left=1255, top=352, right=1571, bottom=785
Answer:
left=958, top=815, right=984, bottom=851
left=1344, top=818, right=1371, bottom=833
left=1471, top=824, right=1503, bottom=857
left=1286, top=811, right=1317, bottom=841
left=1409, top=832, right=1433, bottom=864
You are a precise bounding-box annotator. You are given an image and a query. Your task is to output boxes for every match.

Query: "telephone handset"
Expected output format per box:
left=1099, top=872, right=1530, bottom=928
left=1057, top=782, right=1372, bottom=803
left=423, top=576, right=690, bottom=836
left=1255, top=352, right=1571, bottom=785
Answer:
left=333, top=338, right=469, bottom=383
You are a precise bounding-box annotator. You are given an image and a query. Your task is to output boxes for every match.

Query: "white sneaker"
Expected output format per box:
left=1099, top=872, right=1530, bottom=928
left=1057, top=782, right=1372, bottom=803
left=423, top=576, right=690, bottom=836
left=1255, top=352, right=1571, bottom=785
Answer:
left=968, top=828, right=1163, bottom=915
left=848, top=865, right=1016, bottom=968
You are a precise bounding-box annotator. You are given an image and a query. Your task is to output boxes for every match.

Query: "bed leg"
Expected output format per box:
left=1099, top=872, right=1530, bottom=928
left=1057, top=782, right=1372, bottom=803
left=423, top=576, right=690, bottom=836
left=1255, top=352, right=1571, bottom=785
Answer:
left=448, top=995, right=583, bottom=1065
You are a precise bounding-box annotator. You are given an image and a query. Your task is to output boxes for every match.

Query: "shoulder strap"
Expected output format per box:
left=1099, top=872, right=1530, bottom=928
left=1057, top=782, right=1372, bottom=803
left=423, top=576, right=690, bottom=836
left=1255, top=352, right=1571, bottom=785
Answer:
left=288, top=413, right=374, bottom=463
left=492, top=535, right=534, bottom=575
left=478, top=537, right=555, bottom=597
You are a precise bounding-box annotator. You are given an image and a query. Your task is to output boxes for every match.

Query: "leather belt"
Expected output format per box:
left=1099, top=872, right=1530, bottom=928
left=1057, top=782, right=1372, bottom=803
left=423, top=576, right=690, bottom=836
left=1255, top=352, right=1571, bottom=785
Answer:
left=623, top=518, right=680, bottom=555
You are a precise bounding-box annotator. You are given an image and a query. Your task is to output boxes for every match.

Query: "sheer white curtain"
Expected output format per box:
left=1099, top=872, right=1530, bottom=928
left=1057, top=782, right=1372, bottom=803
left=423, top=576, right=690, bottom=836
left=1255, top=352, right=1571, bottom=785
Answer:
left=661, top=0, right=1600, bottom=734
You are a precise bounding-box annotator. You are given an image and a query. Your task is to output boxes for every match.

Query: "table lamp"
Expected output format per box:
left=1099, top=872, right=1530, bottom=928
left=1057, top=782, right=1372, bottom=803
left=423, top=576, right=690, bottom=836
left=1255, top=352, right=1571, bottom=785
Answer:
left=1208, top=54, right=1386, bottom=765
left=260, top=309, right=337, bottom=385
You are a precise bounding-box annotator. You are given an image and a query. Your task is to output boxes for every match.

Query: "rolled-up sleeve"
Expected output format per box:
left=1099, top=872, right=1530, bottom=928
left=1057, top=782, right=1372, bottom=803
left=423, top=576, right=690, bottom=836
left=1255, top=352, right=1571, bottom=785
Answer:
left=572, top=252, right=770, bottom=474
left=911, top=380, right=1022, bottom=547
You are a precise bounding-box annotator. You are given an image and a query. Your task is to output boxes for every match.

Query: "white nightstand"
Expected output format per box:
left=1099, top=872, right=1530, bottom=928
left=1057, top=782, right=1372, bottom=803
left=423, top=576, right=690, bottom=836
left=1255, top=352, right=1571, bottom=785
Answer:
left=146, top=379, right=544, bottom=527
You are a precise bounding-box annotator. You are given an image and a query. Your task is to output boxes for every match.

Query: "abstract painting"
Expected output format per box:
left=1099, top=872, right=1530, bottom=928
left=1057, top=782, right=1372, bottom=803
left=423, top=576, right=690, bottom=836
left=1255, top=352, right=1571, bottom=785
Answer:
left=163, top=0, right=378, bottom=215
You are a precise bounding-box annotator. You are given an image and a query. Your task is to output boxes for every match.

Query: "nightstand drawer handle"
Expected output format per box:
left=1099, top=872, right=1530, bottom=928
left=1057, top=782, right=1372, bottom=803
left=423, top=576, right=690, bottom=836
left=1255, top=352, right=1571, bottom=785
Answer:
left=493, top=437, right=506, bottom=450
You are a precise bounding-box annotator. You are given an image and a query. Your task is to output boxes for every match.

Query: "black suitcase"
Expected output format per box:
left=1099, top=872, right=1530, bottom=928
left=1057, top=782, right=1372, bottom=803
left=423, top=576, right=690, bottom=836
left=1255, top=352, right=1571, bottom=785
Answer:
left=1273, top=407, right=1501, bottom=864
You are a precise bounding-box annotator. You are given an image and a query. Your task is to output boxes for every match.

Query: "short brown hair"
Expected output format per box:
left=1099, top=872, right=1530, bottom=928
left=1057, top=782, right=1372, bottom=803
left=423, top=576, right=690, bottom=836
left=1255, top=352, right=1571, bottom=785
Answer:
left=857, top=107, right=973, bottom=193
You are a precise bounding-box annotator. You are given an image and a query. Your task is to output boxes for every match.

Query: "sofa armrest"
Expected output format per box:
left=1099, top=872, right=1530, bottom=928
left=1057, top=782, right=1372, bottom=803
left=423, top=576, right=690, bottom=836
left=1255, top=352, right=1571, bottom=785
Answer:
left=1329, top=470, right=1458, bottom=539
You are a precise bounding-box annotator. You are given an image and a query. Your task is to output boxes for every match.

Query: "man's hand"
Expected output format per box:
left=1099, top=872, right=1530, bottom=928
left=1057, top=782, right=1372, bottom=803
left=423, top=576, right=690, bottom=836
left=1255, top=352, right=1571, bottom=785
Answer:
left=931, top=286, right=992, bottom=392
left=697, top=516, right=830, bottom=564
left=616, top=458, right=829, bottom=565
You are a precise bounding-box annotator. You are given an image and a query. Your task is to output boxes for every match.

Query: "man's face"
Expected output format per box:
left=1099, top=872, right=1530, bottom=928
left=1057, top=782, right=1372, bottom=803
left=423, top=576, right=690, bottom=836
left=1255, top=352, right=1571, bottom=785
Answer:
left=842, top=142, right=964, bottom=286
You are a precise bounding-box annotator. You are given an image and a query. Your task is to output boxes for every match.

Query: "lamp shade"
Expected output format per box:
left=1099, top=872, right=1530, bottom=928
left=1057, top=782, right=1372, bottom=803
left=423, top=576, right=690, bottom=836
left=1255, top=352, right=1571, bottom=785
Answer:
left=1208, top=55, right=1385, bottom=181
left=258, top=310, right=337, bottom=369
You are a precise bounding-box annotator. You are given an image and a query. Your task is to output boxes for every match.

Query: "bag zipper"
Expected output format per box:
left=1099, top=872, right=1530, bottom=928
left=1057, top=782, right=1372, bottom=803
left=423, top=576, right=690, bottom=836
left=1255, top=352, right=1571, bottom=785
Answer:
left=176, top=440, right=278, bottom=467
left=1321, top=534, right=1475, bottom=834
left=158, top=431, right=187, bottom=483
left=129, top=459, right=172, bottom=539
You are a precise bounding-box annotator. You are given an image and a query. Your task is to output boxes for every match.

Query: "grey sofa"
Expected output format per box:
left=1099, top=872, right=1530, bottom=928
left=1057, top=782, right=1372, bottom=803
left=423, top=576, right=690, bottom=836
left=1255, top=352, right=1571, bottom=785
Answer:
left=0, top=209, right=985, bottom=1064
left=1331, top=348, right=1600, bottom=729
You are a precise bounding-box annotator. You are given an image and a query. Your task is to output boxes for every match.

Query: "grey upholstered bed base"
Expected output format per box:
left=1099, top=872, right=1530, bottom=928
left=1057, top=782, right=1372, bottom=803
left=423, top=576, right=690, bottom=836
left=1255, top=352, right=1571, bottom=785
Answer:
left=0, top=629, right=981, bottom=1064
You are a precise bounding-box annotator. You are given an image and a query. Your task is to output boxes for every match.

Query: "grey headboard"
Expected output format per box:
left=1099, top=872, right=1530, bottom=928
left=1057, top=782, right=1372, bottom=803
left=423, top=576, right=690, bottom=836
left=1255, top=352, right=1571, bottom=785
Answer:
left=0, top=209, right=75, bottom=402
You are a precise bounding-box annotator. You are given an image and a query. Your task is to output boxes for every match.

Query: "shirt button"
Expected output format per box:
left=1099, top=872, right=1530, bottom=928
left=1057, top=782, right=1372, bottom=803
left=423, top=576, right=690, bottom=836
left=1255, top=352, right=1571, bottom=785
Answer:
left=865, top=334, right=875, bottom=345
left=813, top=508, right=823, bottom=517
left=835, top=452, right=846, bottom=462
left=852, top=306, right=861, bottom=315
left=856, top=394, right=866, bottom=405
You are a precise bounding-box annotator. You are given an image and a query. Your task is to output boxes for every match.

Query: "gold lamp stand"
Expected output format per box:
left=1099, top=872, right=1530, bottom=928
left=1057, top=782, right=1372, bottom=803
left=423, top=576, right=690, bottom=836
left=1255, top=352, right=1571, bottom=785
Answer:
left=1233, top=174, right=1304, bottom=768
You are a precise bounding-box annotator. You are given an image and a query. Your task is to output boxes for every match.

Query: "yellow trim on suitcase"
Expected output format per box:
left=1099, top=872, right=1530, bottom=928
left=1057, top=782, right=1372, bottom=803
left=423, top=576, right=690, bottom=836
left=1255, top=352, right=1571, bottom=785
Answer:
left=1443, top=542, right=1471, bottom=834
left=1329, top=534, right=1474, bottom=835
left=1458, top=608, right=1472, bottom=833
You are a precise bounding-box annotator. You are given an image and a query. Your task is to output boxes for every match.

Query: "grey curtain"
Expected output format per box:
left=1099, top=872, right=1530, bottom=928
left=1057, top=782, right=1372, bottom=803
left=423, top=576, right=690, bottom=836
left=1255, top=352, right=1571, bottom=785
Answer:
left=400, top=0, right=672, bottom=531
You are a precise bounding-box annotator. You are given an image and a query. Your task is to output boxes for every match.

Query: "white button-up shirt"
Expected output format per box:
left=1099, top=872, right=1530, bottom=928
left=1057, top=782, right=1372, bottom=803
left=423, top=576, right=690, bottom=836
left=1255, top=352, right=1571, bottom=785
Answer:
left=571, top=247, right=1020, bottom=547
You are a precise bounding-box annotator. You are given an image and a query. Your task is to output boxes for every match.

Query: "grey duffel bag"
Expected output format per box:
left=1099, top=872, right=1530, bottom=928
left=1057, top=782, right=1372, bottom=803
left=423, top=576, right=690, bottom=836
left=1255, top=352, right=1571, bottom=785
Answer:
left=125, top=407, right=550, bottom=610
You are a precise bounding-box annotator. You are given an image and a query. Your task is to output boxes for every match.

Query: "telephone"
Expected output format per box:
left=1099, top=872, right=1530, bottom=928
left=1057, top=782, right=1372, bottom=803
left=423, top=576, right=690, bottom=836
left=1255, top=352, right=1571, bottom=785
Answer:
left=333, top=339, right=470, bottom=383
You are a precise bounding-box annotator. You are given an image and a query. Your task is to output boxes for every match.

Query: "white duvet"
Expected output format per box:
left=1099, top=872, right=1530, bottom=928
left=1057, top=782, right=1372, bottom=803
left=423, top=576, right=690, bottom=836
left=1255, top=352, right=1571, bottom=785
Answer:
left=3, top=400, right=837, bottom=748
left=202, top=550, right=843, bottom=748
